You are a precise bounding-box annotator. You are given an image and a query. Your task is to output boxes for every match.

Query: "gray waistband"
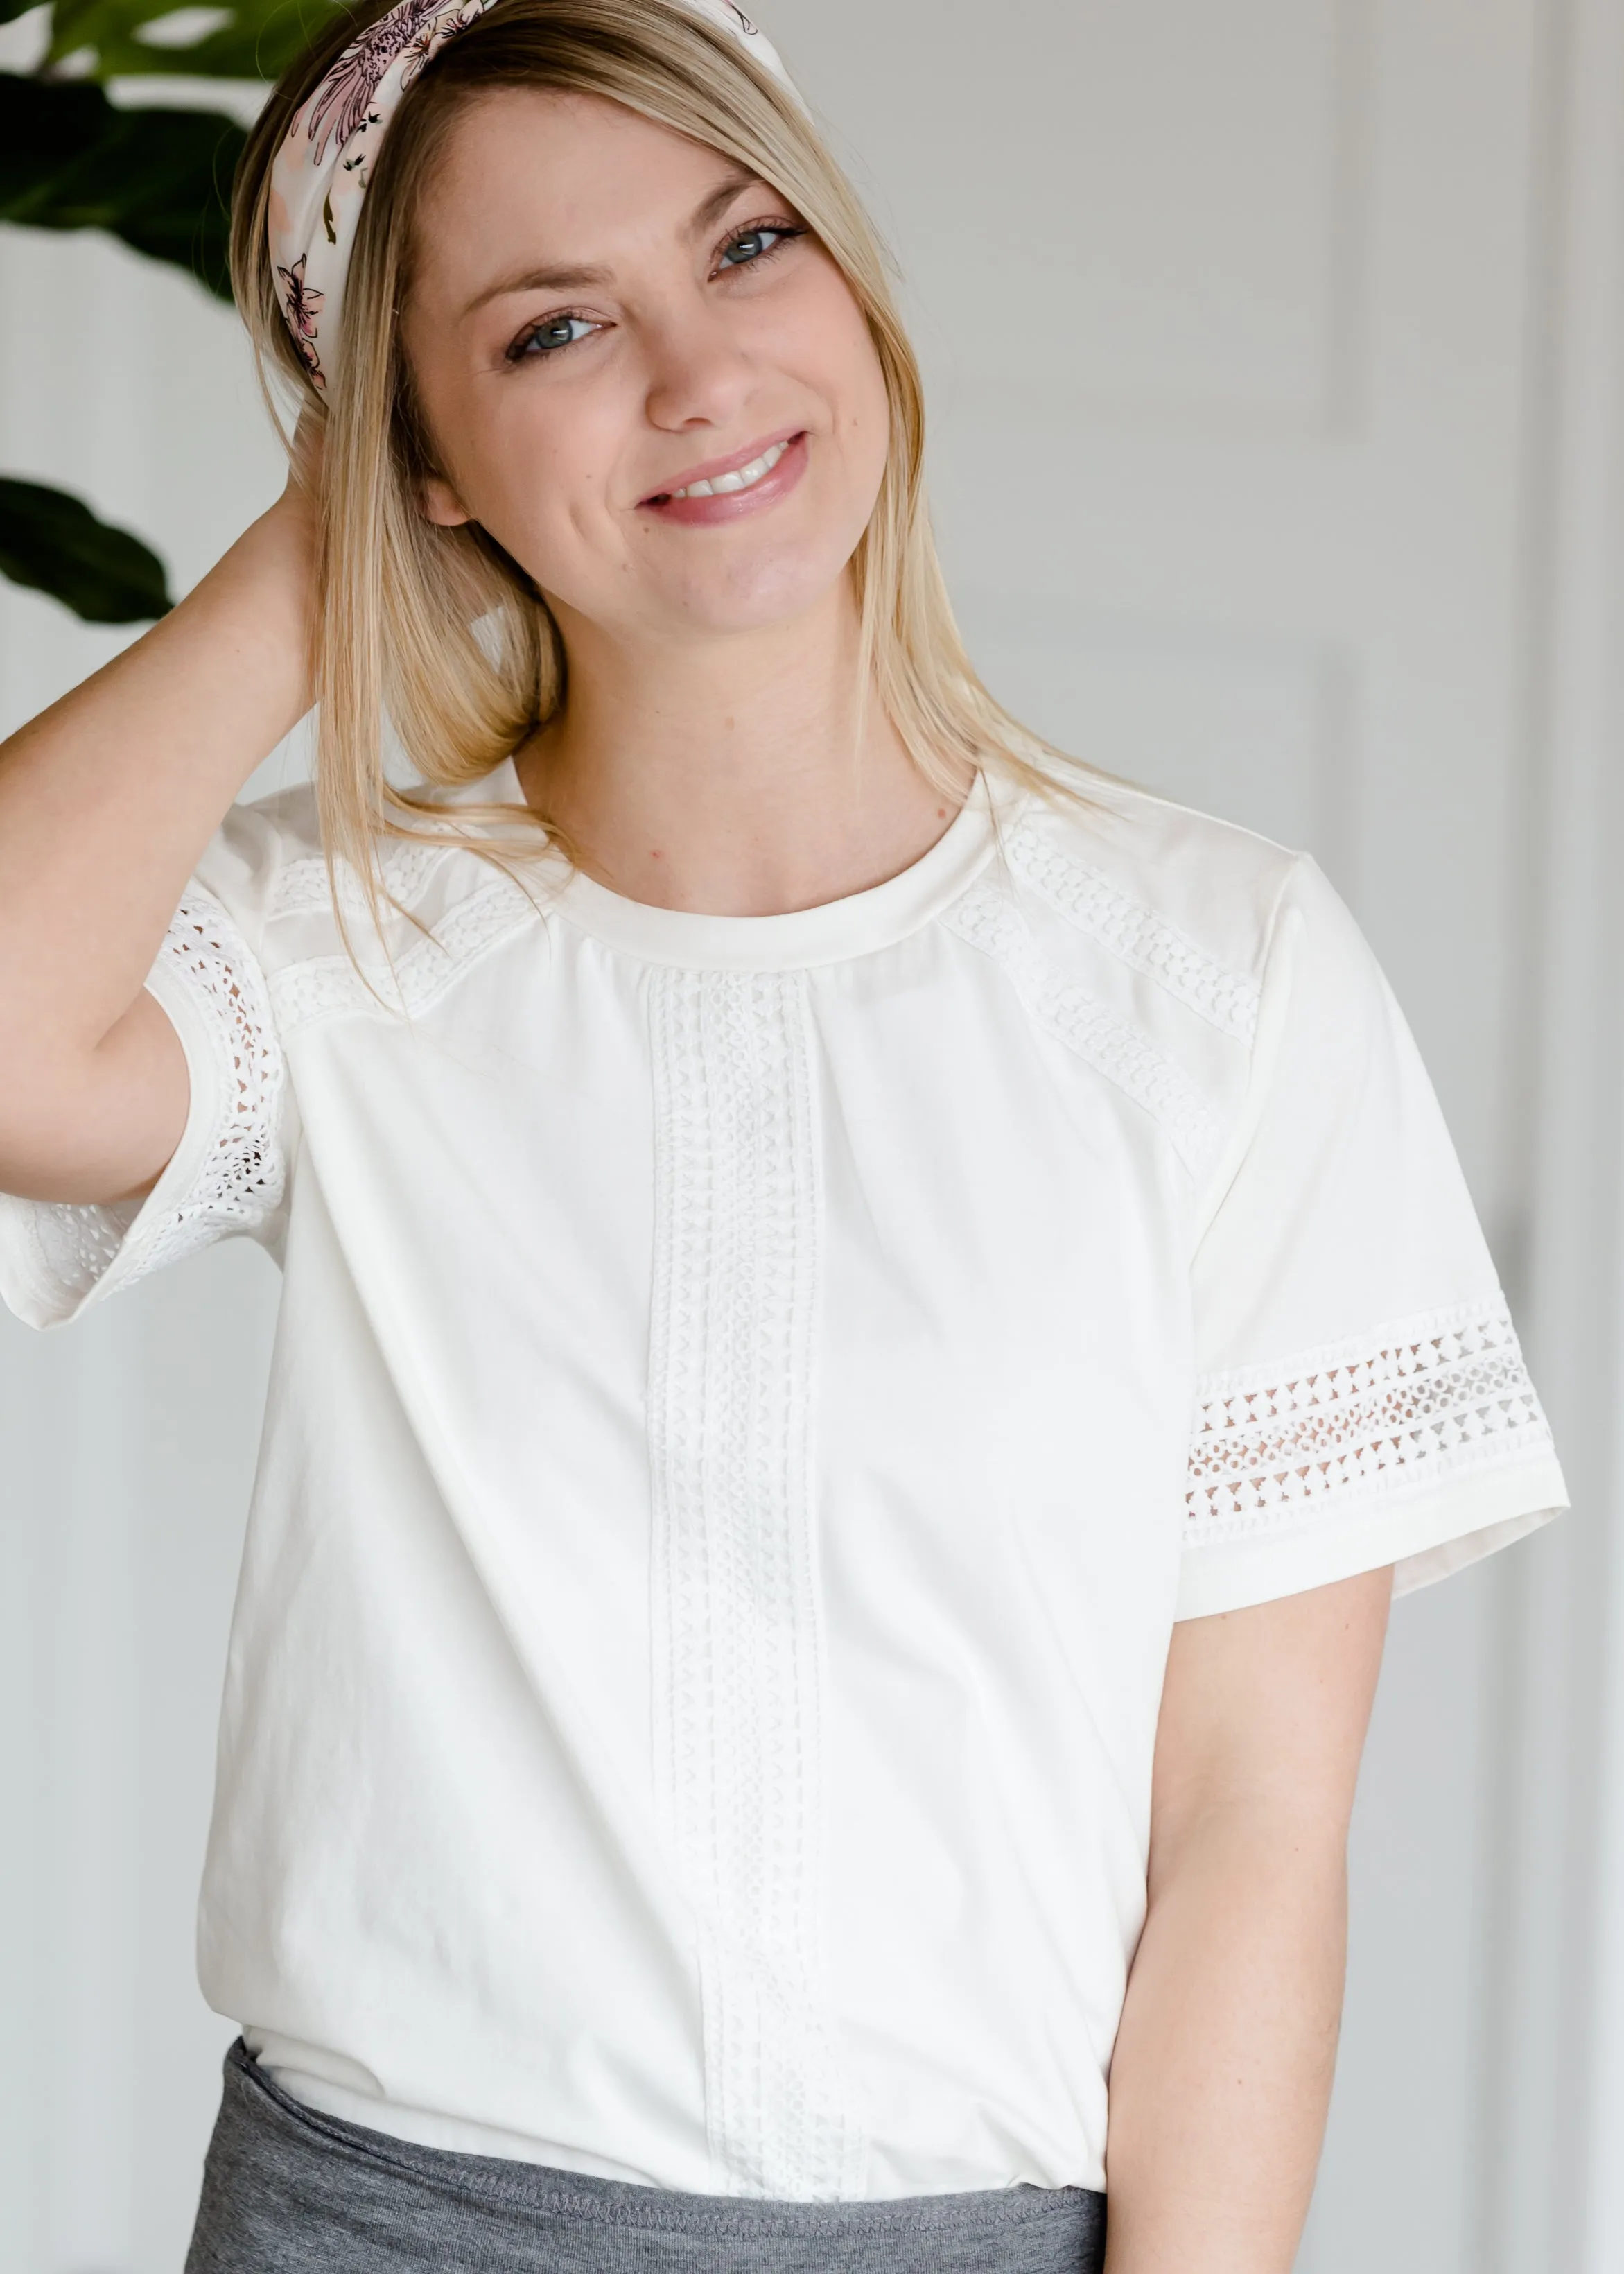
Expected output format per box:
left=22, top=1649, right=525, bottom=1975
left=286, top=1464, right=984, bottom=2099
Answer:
left=184, top=2038, right=1107, bottom=2273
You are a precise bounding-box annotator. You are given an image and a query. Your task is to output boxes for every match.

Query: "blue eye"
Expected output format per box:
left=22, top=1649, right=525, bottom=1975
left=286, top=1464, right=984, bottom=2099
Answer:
left=509, top=313, right=597, bottom=361
left=719, top=224, right=800, bottom=269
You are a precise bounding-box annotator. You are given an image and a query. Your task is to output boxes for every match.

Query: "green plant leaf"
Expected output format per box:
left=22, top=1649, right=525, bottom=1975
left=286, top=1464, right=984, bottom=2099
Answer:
left=0, top=476, right=173, bottom=623
left=0, top=73, right=245, bottom=296
left=48, top=0, right=347, bottom=83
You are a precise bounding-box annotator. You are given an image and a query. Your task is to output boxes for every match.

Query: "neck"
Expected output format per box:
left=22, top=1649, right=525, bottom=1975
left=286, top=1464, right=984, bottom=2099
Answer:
left=515, top=580, right=971, bottom=917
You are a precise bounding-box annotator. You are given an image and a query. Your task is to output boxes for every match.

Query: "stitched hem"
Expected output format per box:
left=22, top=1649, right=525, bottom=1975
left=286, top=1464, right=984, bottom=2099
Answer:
left=1175, top=1452, right=1567, bottom=1617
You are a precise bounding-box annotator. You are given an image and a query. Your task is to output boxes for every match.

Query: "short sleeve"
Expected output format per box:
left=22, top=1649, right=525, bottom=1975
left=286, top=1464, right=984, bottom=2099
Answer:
left=0, top=829, right=292, bottom=1332
left=1177, top=854, right=1567, bottom=1619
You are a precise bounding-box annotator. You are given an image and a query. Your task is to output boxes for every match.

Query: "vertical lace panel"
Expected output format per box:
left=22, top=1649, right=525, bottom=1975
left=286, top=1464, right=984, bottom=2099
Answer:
left=647, top=967, right=866, bottom=2201
left=1185, top=1293, right=1555, bottom=1545
left=21, top=889, right=287, bottom=1314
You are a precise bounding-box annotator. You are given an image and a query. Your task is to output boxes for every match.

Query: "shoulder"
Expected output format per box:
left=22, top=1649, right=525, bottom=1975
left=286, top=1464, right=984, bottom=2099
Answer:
left=189, top=777, right=322, bottom=946
left=191, top=767, right=548, bottom=967
left=993, top=763, right=1322, bottom=1040
left=952, top=763, right=1390, bottom=1188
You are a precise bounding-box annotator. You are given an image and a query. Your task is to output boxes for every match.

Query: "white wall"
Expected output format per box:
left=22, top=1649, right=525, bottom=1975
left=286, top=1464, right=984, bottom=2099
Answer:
left=3, top=3, right=1623, bottom=2267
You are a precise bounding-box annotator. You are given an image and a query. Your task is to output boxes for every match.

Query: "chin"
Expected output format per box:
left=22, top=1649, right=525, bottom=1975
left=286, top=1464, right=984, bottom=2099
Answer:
left=662, top=541, right=860, bottom=639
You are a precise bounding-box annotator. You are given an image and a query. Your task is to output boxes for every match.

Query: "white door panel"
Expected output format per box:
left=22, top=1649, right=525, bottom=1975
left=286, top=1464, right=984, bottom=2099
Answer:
left=954, top=592, right=1337, bottom=857
left=830, top=0, right=1358, bottom=426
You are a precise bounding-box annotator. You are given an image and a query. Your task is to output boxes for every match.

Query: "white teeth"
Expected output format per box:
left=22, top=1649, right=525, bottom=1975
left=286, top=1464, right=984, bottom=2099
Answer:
left=670, top=438, right=789, bottom=500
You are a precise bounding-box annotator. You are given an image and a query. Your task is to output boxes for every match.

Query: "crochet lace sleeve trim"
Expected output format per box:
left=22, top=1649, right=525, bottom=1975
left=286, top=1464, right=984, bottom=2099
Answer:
left=1185, top=1292, right=1555, bottom=1547
left=21, top=889, right=287, bottom=1314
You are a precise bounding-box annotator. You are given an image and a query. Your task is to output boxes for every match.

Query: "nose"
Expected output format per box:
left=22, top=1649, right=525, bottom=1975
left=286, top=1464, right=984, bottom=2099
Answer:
left=640, top=296, right=758, bottom=434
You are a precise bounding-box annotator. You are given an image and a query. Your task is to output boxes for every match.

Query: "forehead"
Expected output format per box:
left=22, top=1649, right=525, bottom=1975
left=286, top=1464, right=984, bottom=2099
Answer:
left=413, top=85, right=750, bottom=272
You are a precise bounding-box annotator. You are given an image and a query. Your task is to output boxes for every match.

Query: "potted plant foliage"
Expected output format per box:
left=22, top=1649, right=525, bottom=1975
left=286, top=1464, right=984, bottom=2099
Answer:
left=0, top=0, right=340, bottom=620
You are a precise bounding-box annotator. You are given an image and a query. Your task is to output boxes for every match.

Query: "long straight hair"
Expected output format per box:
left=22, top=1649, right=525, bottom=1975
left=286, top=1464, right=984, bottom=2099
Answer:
left=231, top=0, right=1083, bottom=936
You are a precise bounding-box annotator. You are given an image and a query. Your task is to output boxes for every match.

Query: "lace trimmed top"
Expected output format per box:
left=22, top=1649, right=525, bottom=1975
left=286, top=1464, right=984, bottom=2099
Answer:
left=0, top=758, right=1566, bottom=2201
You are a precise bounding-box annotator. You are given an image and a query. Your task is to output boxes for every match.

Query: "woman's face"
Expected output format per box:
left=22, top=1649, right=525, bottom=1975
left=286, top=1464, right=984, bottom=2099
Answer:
left=400, top=87, right=891, bottom=646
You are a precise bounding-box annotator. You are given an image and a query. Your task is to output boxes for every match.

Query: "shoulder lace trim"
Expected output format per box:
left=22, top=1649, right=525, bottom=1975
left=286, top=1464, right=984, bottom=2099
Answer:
left=269, top=869, right=539, bottom=1033
left=1185, top=1293, right=1554, bottom=1545
left=1005, top=820, right=1261, bottom=1043
left=943, top=874, right=1222, bottom=1175
left=21, top=889, right=287, bottom=1313
left=267, top=841, right=446, bottom=921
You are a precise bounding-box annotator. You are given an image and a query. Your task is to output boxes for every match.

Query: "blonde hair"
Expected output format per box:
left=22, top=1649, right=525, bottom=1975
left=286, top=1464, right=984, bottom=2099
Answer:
left=232, top=0, right=1080, bottom=929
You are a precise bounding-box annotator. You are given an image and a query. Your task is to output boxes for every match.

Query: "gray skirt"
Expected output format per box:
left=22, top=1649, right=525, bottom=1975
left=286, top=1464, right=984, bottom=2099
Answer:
left=186, top=2038, right=1108, bottom=2273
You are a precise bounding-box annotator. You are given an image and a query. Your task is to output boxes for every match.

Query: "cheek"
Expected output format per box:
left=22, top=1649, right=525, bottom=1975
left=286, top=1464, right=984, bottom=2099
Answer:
left=501, top=396, right=643, bottom=593
left=427, top=373, right=633, bottom=575
left=847, top=345, right=891, bottom=493
left=799, top=290, right=891, bottom=501
left=827, top=340, right=891, bottom=536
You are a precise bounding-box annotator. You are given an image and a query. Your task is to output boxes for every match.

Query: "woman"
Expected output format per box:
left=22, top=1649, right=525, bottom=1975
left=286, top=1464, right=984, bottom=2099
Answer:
left=0, top=2, right=1569, bottom=2268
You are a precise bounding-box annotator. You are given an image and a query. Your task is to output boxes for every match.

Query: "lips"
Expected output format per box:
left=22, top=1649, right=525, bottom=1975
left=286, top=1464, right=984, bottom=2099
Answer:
left=636, top=429, right=810, bottom=525
left=663, top=435, right=792, bottom=500
left=636, top=427, right=805, bottom=502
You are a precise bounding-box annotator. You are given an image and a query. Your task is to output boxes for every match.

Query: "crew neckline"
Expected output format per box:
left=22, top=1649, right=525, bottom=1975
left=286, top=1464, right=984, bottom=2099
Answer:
left=478, top=757, right=1015, bottom=972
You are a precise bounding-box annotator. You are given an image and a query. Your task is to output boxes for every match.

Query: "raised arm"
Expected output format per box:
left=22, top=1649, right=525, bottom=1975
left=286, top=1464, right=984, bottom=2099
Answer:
left=1102, top=1568, right=1392, bottom=2273
left=0, top=453, right=317, bottom=1210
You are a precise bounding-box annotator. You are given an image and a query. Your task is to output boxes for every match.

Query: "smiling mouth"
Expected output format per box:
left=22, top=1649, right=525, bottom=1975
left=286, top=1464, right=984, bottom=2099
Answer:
left=643, top=433, right=803, bottom=506
left=666, top=437, right=791, bottom=500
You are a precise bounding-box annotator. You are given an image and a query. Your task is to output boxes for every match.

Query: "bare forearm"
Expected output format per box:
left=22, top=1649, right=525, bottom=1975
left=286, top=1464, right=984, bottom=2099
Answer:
left=0, top=487, right=315, bottom=1199
left=0, top=496, right=313, bottom=1055
left=1102, top=1804, right=1347, bottom=2273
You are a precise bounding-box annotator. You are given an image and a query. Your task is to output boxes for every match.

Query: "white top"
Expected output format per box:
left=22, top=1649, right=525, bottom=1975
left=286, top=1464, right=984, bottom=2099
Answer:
left=0, top=758, right=1566, bottom=2201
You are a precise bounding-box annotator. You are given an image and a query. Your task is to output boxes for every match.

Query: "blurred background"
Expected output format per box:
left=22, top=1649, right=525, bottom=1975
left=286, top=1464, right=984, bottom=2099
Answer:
left=3, top=1, right=1624, bottom=2268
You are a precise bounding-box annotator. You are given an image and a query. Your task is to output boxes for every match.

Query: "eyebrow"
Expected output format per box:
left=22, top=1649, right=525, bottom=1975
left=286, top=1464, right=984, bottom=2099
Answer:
left=458, top=166, right=768, bottom=320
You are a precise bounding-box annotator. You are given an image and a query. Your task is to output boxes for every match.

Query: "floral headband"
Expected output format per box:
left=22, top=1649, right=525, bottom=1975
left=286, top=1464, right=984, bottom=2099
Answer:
left=267, top=0, right=798, bottom=393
